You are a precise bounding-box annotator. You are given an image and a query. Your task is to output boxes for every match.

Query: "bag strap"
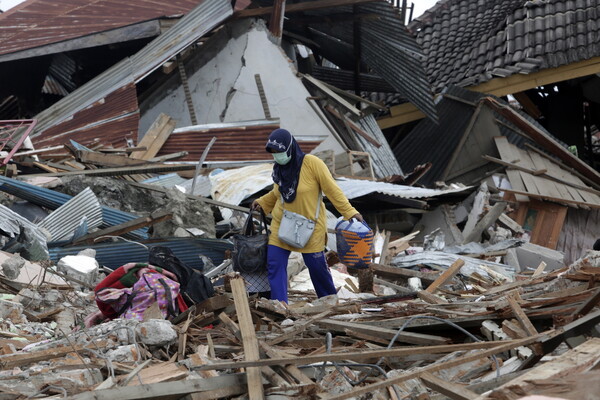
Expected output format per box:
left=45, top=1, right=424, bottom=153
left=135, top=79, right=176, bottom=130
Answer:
left=280, top=191, right=322, bottom=220
left=242, top=209, right=256, bottom=236
left=244, top=208, right=269, bottom=236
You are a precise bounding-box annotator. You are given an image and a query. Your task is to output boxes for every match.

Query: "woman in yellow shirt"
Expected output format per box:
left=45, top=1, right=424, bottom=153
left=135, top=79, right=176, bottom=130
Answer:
left=252, top=129, right=363, bottom=303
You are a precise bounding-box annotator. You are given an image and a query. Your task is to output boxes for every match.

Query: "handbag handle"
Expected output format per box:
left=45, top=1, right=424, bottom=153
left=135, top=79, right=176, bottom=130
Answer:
left=243, top=208, right=269, bottom=236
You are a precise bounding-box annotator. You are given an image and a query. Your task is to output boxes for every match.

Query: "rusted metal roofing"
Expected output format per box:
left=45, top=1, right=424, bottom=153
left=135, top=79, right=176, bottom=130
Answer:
left=158, top=120, right=324, bottom=162
left=0, top=0, right=203, bottom=57
left=31, top=83, right=139, bottom=148
left=30, top=0, right=233, bottom=140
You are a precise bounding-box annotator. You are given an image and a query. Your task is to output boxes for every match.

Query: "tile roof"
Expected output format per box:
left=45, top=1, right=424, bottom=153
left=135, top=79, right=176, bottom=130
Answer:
left=0, top=0, right=202, bottom=57
left=410, top=0, right=600, bottom=92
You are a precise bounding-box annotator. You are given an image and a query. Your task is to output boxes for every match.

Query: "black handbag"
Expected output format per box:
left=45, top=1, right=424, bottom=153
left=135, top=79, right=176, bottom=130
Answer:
left=232, top=209, right=269, bottom=273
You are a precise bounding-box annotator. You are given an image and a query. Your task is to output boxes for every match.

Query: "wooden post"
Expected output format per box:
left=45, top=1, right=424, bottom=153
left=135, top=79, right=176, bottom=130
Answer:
left=230, top=275, right=265, bottom=400
left=269, top=0, right=286, bottom=42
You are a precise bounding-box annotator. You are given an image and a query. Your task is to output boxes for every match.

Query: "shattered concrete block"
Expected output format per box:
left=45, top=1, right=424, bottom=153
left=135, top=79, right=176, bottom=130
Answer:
left=1, top=255, right=25, bottom=280
left=513, top=243, right=564, bottom=272
left=56, top=254, right=99, bottom=287
left=39, top=368, right=103, bottom=393
left=41, top=289, right=61, bottom=307
left=135, top=319, right=177, bottom=346
left=105, top=344, right=140, bottom=363
left=0, top=299, right=23, bottom=319
left=14, top=288, right=43, bottom=310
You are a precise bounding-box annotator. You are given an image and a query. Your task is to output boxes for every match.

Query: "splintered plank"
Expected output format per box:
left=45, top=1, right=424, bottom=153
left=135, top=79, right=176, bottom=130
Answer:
left=506, top=293, right=538, bottom=336
left=425, top=259, right=465, bottom=293
left=131, top=113, right=176, bottom=160
left=476, top=337, right=600, bottom=400
left=419, top=371, right=478, bottom=400
left=196, top=339, right=532, bottom=371
left=230, top=275, right=265, bottom=400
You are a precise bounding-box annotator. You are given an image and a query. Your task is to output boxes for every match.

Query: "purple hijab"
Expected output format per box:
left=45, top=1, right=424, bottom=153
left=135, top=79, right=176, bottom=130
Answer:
left=266, top=128, right=305, bottom=203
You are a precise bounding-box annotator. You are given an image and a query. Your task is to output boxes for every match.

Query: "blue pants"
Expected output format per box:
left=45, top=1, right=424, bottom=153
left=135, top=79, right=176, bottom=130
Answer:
left=267, top=245, right=337, bottom=303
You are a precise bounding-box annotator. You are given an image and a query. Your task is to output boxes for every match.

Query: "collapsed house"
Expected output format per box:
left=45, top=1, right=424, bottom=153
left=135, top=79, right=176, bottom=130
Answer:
left=0, top=0, right=598, bottom=399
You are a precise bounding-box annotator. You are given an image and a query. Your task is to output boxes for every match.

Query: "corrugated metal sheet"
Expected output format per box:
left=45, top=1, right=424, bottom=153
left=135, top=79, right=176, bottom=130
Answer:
left=141, top=173, right=188, bottom=188
left=38, top=187, right=103, bottom=242
left=0, top=176, right=149, bottom=239
left=355, top=114, right=403, bottom=178
left=30, top=0, right=233, bottom=140
left=0, top=202, right=49, bottom=257
left=293, top=1, right=436, bottom=121
left=50, top=237, right=233, bottom=271
left=210, top=163, right=274, bottom=221
left=159, top=120, right=323, bottom=162
left=335, top=177, right=471, bottom=200
left=0, top=0, right=203, bottom=57
left=311, top=65, right=395, bottom=93
left=32, top=84, right=139, bottom=148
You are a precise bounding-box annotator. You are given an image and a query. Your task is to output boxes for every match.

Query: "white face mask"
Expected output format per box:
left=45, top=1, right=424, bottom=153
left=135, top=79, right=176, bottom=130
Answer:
left=272, top=136, right=293, bottom=165
left=273, top=152, right=291, bottom=165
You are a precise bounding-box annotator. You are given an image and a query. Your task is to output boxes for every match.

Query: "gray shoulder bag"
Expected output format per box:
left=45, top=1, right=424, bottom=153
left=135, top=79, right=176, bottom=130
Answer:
left=278, top=192, right=322, bottom=248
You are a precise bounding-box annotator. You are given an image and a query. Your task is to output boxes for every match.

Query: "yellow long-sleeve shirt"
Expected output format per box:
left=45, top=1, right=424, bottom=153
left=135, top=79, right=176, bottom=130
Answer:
left=256, top=155, right=358, bottom=253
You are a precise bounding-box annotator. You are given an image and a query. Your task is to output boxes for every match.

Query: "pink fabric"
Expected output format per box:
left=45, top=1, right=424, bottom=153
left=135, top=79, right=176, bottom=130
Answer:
left=96, top=272, right=180, bottom=321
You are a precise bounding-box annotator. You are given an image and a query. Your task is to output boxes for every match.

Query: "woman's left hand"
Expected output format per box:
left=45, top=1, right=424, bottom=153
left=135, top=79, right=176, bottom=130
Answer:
left=351, top=213, right=364, bottom=222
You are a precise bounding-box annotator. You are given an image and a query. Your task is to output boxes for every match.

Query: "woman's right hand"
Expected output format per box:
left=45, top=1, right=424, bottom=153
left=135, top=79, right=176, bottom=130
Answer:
left=251, top=200, right=262, bottom=212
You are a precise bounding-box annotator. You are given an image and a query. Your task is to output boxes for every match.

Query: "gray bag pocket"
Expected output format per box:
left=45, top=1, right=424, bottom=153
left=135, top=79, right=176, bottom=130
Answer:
left=278, top=209, right=316, bottom=248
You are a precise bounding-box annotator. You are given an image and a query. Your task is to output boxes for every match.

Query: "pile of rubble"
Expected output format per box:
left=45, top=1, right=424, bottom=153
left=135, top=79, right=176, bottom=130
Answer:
left=0, top=162, right=599, bottom=399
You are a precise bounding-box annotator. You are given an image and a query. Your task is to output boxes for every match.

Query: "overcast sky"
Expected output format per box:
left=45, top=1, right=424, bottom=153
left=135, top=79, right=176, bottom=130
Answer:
left=1, top=0, right=440, bottom=16
left=411, top=0, right=438, bottom=19
left=0, top=0, right=23, bottom=12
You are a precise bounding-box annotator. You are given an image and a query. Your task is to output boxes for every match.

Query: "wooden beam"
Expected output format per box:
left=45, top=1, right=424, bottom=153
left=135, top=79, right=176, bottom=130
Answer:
left=370, top=263, right=437, bottom=285
left=70, top=374, right=247, bottom=400
left=269, top=0, right=286, bottom=39
left=234, top=0, right=378, bottom=18
left=131, top=113, right=176, bottom=160
left=75, top=150, right=149, bottom=167
left=506, top=293, right=538, bottom=336
left=378, top=56, right=600, bottom=128
left=0, top=340, right=108, bottom=369
left=574, top=287, right=600, bottom=317
left=420, top=371, right=478, bottom=400
left=230, top=275, right=265, bottom=400
left=194, top=339, right=536, bottom=371
left=71, top=210, right=173, bottom=245
left=325, top=105, right=382, bottom=147
left=425, top=259, right=465, bottom=293
left=20, top=163, right=197, bottom=178
left=499, top=188, right=600, bottom=209
left=483, top=154, right=600, bottom=197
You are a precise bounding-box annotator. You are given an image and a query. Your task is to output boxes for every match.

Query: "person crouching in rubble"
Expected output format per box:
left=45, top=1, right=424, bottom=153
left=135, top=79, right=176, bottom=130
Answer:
left=251, top=128, right=363, bottom=303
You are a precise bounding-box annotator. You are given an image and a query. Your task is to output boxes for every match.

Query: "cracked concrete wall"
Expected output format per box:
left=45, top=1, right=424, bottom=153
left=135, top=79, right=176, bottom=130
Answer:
left=139, top=19, right=343, bottom=153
